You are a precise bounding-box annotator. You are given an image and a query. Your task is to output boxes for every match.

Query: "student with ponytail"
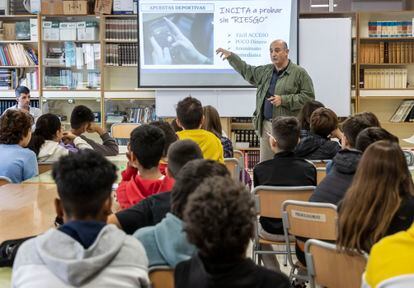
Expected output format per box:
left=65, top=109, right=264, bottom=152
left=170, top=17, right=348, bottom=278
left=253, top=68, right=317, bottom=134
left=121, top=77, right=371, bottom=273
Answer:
left=28, top=113, right=92, bottom=163
left=337, top=140, right=414, bottom=253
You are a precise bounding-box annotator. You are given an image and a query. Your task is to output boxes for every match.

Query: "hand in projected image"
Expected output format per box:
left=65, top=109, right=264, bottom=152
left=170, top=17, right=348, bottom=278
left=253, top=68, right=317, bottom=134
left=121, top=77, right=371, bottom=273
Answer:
left=150, top=36, right=172, bottom=64
left=164, top=17, right=210, bottom=64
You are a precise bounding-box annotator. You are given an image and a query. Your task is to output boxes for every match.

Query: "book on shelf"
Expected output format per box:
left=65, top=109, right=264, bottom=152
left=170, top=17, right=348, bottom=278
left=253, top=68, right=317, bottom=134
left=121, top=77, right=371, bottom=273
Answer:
left=360, top=42, right=414, bottom=64
left=128, top=105, right=156, bottom=123
left=231, top=117, right=252, bottom=123
left=44, top=68, right=100, bottom=89
left=390, top=100, right=414, bottom=122
left=0, top=44, right=38, bottom=66
left=231, top=129, right=259, bottom=149
left=45, top=43, right=100, bottom=69
left=0, top=68, right=38, bottom=90
left=362, top=68, right=407, bottom=89
left=368, top=21, right=412, bottom=38
left=244, top=150, right=260, bottom=171
left=43, top=20, right=99, bottom=41
left=105, top=18, right=137, bottom=41
left=8, top=0, right=28, bottom=15
left=105, top=43, right=137, bottom=66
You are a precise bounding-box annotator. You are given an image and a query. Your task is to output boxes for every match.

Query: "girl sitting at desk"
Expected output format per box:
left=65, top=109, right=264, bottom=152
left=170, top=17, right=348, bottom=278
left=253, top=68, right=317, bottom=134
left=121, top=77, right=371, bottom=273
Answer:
left=28, top=113, right=92, bottom=163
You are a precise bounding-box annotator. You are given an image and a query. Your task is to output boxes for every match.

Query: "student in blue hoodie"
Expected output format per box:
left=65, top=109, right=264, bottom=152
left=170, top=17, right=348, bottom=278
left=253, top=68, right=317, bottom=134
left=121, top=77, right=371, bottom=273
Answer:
left=12, top=150, right=149, bottom=288
left=134, top=159, right=230, bottom=267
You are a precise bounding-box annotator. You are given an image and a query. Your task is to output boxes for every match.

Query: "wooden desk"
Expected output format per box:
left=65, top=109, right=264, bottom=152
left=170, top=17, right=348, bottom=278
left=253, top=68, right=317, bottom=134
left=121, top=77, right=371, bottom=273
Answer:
left=0, top=183, right=57, bottom=243
left=24, top=157, right=128, bottom=184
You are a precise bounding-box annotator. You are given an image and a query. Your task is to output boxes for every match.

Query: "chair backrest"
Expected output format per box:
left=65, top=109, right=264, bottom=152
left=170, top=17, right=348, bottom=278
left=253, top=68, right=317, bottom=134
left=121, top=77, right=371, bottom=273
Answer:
left=38, top=163, right=53, bottom=174
left=224, top=158, right=240, bottom=181
left=316, top=167, right=326, bottom=185
left=0, top=176, right=12, bottom=186
left=110, top=123, right=140, bottom=140
left=149, top=266, right=174, bottom=288
left=310, top=160, right=329, bottom=168
left=305, top=239, right=367, bottom=288
left=233, top=150, right=244, bottom=165
left=253, top=186, right=315, bottom=218
left=282, top=200, right=337, bottom=241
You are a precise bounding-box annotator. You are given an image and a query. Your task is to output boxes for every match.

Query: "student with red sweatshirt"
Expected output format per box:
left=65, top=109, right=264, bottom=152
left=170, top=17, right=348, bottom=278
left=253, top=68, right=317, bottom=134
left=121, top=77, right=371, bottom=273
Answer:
left=116, top=124, right=175, bottom=209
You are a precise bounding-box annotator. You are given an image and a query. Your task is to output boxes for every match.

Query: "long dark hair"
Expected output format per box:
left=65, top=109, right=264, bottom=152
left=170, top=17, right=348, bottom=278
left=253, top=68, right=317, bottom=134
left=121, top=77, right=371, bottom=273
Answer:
left=28, top=113, right=61, bottom=155
left=202, top=105, right=222, bottom=138
left=338, top=140, right=414, bottom=253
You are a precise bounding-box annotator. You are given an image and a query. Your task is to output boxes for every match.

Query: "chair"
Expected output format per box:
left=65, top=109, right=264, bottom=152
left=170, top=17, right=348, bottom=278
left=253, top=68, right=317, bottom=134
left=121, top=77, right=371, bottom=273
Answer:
left=252, top=186, right=315, bottom=266
left=110, top=123, right=140, bottom=144
left=224, top=158, right=240, bottom=181
left=310, top=160, right=329, bottom=168
left=316, top=167, right=326, bottom=184
left=305, top=239, right=368, bottom=288
left=0, top=176, right=11, bottom=186
left=281, top=200, right=338, bottom=282
left=233, top=150, right=246, bottom=183
left=149, top=266, right=174, bottom=288
left=38, top=163, right=53, bottom=174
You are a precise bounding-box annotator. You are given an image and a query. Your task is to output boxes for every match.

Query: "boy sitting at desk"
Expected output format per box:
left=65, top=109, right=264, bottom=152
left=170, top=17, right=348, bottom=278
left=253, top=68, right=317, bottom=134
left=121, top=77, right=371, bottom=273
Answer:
left=116, top=124, right=174, bottom=209
left=175, top=96, right=224, bottom=163
left=12, top=150, right=149, bottom=287
left=70, top=105, right=119, bottom=156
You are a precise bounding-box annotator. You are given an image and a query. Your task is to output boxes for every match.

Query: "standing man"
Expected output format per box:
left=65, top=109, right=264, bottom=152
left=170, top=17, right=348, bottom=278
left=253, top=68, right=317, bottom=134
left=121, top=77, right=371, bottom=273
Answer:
left=3, top=86, right=42, bottom=125
left=217, top=40, right=315, bottom=161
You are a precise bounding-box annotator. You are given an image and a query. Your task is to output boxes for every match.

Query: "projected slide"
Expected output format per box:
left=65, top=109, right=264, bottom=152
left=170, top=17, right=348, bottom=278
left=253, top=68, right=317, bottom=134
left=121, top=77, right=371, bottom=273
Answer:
left=138, top=0, right=298, bottom=87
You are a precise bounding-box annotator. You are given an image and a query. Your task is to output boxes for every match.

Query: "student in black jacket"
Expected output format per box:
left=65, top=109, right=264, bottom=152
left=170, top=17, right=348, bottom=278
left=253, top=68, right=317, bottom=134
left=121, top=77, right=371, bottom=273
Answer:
left=107, top=140, right=203, bottom=234
left=295, top=107, right=341, bottom=160
left=310, top=113, right=381, bottom=205
left=175, top=176, right=290, bottom=288
left=253, top=116, right=316, bottom=270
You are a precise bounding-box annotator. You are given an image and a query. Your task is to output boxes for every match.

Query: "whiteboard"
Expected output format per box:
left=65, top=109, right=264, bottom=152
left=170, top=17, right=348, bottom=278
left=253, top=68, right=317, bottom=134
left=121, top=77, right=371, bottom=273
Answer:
left=156, top=18, right=352, bottom=117
left=299, top=18, right=352, bottom=117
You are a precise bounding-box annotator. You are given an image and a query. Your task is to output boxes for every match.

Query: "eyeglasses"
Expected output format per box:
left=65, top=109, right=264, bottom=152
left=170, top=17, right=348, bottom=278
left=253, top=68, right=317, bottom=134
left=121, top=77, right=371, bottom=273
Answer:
left=266, top=131, right=276, bottom=141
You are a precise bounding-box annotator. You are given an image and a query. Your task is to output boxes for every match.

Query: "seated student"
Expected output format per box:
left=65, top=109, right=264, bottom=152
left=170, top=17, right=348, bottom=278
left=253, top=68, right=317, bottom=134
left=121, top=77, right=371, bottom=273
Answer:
left=202, top=105, right=233, bottom=158
left=175, top=176, right=290, bottom=288
left=175, top=96, right=224, bottom=163
left=12, top=150, right=149, bottom=287
left=354, top=126, right=397, bottom=152
left=0, top=110, right=38, bottom=183
left=134, top=159, right=230, bottom=267
left=309, top=115, right=393, bottom=205
left=297, top=100, right=325, bottom=138
left=149, top=121, right=178, bottom=176
left=108, top=140, right=203, bottom=234
left=28, top=113, right=92, bottom=163
left=70, top=105, right=118, bottom=156
left=253, top=116, right=316, bottom=270
left=171, top=118, right=183, bottom=132
left=116, top=124, right=174, bottom=209
left=362, top=222, right=414, bottom=288
left=295, top=107, right=341, bottom=160
left=338, top=141, right=414, bottom=254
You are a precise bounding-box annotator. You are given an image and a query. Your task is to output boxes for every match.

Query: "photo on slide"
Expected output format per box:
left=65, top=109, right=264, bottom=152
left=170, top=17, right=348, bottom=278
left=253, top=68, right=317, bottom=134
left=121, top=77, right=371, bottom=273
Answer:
left=142, top=13, right=214, bottom=65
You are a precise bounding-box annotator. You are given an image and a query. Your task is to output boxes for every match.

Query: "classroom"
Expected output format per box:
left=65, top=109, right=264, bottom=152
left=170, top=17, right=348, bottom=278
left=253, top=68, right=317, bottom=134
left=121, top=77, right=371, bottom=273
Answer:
left=1, top=0, right=414, bottom=287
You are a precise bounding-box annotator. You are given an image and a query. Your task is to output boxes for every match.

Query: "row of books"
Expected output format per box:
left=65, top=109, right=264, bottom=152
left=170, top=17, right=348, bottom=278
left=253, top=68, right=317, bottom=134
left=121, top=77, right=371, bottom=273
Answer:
left=44, top=69, right=100, bottom=90
left=0, top=100, right=39, bottom=115
left=231, top=117, right=252, bottom=123
left=0, top=68, right=38, bottom=90
left=368, top=21, right=413, bottom=38
left=0, top=44, right=38, bottom=66
left=244, top=150, right=260, bottom=171
left=105, top=44, right=137, bottom=66
left=231, top=129, right=259, bottom=148
left=44, top=43, right=101, bottom=70
left=390, top=100, right=414, bottom=122
left=105, top=19, right=137, bottom=41
left=129, top=105, right=156, bottom=123
left=362, top=68, right=407, bottom=89
left=360, top=42, right=414, bottom=64
left=43, top=21, right=99, bottom=41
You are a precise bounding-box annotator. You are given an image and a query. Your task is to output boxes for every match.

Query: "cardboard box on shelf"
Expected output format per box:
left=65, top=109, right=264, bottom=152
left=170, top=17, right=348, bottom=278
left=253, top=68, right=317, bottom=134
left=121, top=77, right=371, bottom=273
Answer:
left=95, top=0, right=112, bottom=14
left=43, top=21, right=60, bottom=41
left=41, top=0, right=64, bottom=15
left=59, top=22, right=77, bottom=41
left=63, top=0, right=88, bottom=15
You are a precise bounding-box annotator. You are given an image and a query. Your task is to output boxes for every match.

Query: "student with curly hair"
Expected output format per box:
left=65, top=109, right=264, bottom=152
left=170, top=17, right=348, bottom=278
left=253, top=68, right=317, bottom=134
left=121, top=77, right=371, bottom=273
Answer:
left=175, top=176, right=290, bottom=288
left=0, top=110, right=38, bottom=183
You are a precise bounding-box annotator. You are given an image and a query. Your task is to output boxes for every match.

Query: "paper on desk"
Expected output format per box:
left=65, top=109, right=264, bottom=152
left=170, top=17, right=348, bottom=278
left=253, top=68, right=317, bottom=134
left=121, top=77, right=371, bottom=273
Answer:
left=403, top=135, right=414, bottom=144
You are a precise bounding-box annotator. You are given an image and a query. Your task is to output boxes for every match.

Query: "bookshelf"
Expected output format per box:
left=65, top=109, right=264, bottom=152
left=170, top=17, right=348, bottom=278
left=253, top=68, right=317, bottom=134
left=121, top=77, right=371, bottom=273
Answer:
left=356, top=11, right=414, bottom=145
